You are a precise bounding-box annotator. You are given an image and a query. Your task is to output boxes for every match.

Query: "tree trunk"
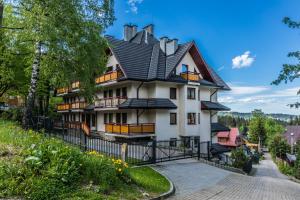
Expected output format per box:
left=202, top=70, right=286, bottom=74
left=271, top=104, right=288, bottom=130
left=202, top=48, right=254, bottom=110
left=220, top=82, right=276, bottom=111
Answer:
left=22, top=42, right=42, bottom=128
left=44, top=81, right=50, bottom=115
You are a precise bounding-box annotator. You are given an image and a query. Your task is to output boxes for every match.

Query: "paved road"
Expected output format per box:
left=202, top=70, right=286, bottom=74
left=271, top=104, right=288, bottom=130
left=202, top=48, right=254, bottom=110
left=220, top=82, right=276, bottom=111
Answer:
left=253, top=152, right=288, bottom=179
left=153, top=158, right=300, bottom=200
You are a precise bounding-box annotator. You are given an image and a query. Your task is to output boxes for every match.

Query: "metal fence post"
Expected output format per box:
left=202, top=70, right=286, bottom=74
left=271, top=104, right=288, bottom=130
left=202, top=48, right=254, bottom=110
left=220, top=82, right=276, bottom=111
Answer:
left=197, top=140, right=201, bottom=160
left=207, top=141, right=210, bottom=161
left=152, top=140, right=157, bottom=164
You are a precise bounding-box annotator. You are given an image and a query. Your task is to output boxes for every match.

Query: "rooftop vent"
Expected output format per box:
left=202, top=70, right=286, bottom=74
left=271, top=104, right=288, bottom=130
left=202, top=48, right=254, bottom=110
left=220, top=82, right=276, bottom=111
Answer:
left=143, top=24, right=154, bottom=35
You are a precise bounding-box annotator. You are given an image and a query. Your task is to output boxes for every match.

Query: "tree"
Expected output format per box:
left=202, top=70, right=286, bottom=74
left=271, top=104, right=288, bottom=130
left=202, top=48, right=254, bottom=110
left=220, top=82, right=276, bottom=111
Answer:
left=248, top=110, right=267, bottom=146
left=1, top=0, right=115, bottom=128
left=268, top=134, right=290, bottom=159
left=264, top=118, right=284, bottom=144
left=272, top=17, right=300, bottom=108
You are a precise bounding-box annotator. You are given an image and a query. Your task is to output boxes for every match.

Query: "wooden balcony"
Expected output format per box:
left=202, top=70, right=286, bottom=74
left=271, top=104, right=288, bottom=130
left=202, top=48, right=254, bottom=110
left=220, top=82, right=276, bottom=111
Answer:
left=180, top=72, right=200, bottom=81
left=71, top=81, right=80, bottom=90
left=57, top=87, right=69, bottom=95
left=105, top=123, right=155, bottom=135
left=95, top=70, right=122, bottom=84
left=57, top=103, right=70, bottom=111
left=95, top=97, right=127, bottom=108
left=70, top=101, right=87, bottom=110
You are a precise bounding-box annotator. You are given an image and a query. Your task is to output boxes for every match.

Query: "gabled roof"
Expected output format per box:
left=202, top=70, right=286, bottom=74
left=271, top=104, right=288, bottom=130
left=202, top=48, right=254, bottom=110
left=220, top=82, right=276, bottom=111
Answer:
left=217, top=128, right=240, bottom=147
left=105, top=29, right=230, bottom=90
left=284, top=126, right=300, bottom=145
left=119, top=98, right=177, bottom=109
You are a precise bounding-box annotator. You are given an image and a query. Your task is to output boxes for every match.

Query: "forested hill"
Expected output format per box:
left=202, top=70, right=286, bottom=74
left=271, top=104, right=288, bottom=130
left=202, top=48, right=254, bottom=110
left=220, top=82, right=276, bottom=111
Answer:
left=219, top=112, right=298, bottom=122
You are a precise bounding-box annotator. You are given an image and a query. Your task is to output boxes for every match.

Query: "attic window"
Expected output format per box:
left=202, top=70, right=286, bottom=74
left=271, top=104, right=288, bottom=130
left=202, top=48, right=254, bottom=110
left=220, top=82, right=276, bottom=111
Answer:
left=106, top=66, right=113, bottom=72
left=182, top=64, right=188, bottom=73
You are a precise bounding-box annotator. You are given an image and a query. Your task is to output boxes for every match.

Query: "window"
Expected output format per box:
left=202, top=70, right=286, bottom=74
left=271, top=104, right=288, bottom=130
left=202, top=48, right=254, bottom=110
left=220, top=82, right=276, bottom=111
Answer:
left=194, top=136, right=200, bottom=148
left=104, top=113, right=108, bottom=124
left=198, top=113, right=201, bottom=124
left=106, top=66, right=113, bottom=72
left=122, top=87, right=127, bottom=97
left=170, top=113, right=177, bottom=125
left=116, top=113, right=121, bottom=123
left=108, top=90, right=113, bottom=98
left=104, top=91, right=108, bottom=98
left=187, top=88, right=196, bottom=99
left=198, top=89, right=200, bottom=101
left=182, top=64, right=188, bottom=73
left=170, top=88, right=177, bottom=99
left=91, top=114, right=96, bottom=127
left=122, top=113, right=127, bottom=124
left=187, top=113, right=196, bottom=125
left=108, top=113, right=113, bottom=123
left=116, top=88, right=121, bottom=97
left=170, top=138, right=177, bottom=147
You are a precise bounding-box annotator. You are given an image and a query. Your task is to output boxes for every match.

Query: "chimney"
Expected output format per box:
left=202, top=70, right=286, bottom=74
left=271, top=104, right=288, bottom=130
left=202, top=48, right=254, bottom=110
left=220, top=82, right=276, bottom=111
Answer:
left=166, top=39, right=178, bottom=56
left=159, top=36, right=169, bottom=53
left=143, top=24, right=154, bottom=35
left=123, top=24, right=137, bottom=41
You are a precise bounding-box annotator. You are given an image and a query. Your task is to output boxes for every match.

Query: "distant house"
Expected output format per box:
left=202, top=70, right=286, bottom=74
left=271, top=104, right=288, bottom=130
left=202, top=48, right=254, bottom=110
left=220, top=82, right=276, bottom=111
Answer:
left=284, top=126, right=300, bottom=146
left=216, top=128, right=242, bottom=148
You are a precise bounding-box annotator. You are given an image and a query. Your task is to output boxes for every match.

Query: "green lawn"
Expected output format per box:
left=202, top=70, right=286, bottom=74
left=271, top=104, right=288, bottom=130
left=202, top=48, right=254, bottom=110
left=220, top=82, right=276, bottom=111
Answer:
left=0, top=119, right=170, bottom=200
left=129, top=166, right=170, bottom=194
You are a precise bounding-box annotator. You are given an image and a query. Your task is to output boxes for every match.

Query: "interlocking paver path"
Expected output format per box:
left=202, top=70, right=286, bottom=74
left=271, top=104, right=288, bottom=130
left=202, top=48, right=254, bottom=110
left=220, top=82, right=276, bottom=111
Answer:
left=153, top=157, right=300, bottom=200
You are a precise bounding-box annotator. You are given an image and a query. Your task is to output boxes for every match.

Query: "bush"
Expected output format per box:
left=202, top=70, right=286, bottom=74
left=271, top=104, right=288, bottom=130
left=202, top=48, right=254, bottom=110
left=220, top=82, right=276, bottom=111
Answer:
left=231, top=147, right=252, bottom=173
left=251, top=151, right=260, bottom=164
left=0, top=107, right=23, bottom=122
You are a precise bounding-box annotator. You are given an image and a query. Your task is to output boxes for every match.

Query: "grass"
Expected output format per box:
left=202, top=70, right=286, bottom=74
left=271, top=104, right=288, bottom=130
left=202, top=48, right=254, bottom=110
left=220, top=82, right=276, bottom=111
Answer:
left=0, top=119, right=170, bottom=200
left=129, top=167, right=170, bottom=194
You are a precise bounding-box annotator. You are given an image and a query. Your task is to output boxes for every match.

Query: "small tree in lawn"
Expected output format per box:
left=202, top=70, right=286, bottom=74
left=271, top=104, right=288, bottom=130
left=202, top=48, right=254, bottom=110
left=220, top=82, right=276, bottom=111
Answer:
left=1, top=0, right=115, bottom=128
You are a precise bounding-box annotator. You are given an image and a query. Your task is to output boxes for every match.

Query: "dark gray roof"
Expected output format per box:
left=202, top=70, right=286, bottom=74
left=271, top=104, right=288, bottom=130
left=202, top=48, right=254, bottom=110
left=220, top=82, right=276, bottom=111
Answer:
left=211, top=123, right=230, bottom=132
left=105, top=30, right=229, bottom=90
left=211, top=143, right=231, bottom=155
left=201, top=101, right=230, bottom=111
left=119, top=98, right=177, bottom=109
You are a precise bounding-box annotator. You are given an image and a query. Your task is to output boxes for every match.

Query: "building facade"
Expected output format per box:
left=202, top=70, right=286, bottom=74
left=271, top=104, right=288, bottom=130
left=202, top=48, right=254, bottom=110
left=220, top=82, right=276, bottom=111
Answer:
left=55, top=24, right=231, bottom=142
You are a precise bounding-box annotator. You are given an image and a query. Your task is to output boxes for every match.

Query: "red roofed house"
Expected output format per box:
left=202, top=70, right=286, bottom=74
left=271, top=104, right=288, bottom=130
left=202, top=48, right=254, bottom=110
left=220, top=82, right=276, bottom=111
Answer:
left=217, top=128, right=242, bottom=149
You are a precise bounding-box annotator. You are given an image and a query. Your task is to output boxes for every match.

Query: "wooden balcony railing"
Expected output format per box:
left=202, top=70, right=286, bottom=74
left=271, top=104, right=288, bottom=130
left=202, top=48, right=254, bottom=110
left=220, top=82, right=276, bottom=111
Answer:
left=57, top=103, right=70, bottom=111
left=71, top=101, right=87, bottom=109
left=95, top=97, right=127, bottom=108
left=57, top=87, right=69, bottom=95
left=105, top=123, right=155, bottom=135
left=71, top=81, right=80, bottom=90
left=95, top=70, right=122, bottom=84
left=180, top=71, right=200, bottom=81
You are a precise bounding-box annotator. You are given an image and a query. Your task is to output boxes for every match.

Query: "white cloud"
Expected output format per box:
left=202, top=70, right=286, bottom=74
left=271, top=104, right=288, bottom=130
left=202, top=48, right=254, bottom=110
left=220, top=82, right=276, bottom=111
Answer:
left=127, top=0, right=143, bottom=14
left=232, top=51, right=255, bottom=69
left=228, top=84, right=269, bottom=95
left=219, top=85, right=300, bottom=114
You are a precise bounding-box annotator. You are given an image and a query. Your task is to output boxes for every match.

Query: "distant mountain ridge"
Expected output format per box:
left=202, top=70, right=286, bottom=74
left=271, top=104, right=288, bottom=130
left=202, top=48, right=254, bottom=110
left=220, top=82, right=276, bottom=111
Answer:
left=219, top=111, right=298, bottom=122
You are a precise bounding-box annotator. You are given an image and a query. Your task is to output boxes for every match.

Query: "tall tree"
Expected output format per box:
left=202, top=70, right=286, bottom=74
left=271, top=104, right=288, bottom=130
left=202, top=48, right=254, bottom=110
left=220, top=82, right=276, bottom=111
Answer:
left=272, top=17, right=300, bottom=109
left=248, top=110, right=267, bottom=147
left=1, top=0, right=115, bottom=128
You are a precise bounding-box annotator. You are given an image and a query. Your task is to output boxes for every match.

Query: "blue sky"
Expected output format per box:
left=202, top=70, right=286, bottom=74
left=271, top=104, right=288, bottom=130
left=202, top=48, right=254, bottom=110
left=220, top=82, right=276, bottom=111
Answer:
left=106, top=0, right=300, bottom=115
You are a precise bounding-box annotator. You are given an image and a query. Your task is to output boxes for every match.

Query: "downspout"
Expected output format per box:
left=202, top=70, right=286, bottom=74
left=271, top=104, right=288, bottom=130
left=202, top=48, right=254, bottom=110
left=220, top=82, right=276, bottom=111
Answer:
left=209, top=89, right=218, bottom=145
left=136, top=82, right=144, bottom=124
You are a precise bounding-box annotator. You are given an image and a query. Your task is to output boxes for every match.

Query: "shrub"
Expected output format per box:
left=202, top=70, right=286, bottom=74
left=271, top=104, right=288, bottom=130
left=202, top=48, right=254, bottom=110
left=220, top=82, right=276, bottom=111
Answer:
left=231, top=147, right=252, bottom=173
left=0, top=108, right=23, bottom=122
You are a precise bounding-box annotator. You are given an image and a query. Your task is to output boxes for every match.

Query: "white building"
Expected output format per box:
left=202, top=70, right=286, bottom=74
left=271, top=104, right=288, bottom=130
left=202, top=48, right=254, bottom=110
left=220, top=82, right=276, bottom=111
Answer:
left=56, top=24, right=231, bottom=143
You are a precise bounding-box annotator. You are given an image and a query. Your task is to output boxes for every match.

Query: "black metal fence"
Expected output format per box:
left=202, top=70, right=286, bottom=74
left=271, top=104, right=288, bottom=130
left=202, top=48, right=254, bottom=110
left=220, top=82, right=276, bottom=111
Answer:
left=35, top=118, right=211, bottom=165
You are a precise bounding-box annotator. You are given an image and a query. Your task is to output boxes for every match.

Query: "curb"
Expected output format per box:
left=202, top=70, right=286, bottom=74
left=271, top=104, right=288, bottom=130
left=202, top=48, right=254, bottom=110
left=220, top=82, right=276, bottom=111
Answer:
left=149, top=167, right=175, bottom=200
left=288, top=176, right=300, bottom=184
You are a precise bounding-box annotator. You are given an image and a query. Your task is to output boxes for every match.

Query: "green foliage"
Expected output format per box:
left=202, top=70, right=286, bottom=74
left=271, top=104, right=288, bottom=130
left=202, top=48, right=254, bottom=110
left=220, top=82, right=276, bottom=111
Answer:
left=218, top=115, right=249, bottom=128
left=277, top=159, right=294, bottom=176
left=248, top=110, right=267, bottom=145
left=268, top=134, right=290, bottom=159
left=231, top=147, right=248, bottom=169
left=0, top=107, right=23, bottom=122
left=272, top=17, right=299, bottom=108
left=0, top=120, right=169, bottom=199
left=129, top=166, right=170, bottom=194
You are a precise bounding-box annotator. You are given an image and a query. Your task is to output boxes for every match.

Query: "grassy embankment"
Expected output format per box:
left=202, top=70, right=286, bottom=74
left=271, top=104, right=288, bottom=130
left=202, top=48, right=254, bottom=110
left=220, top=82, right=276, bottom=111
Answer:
left=0, top=120, right=169, bottom=200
